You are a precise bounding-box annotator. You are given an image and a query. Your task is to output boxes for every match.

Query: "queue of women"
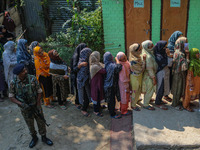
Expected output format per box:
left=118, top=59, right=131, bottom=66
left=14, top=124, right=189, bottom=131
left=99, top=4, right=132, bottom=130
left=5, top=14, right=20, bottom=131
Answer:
left=0, top=30, right=199, bottom=119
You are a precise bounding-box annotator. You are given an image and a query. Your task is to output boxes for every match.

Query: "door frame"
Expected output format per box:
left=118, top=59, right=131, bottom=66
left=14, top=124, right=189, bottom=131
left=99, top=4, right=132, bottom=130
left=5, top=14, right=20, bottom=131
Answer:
left=160, top=0, right=190, bottom=40
left=124, top=0, right=152, bottom=55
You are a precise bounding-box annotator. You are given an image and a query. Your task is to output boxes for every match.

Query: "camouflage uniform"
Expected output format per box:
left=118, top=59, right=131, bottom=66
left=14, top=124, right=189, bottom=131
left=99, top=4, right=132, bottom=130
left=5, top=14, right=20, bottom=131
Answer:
left=9, top=74, right=46, bottom=136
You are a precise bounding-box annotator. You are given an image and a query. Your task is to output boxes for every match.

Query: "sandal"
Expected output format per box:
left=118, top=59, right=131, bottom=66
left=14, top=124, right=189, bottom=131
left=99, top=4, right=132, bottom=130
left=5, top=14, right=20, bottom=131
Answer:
left=174, top=106, right=183, bottom=111
left=45, top=105, right=55, bottom=109
left=160, top=101, right=168, bottom=104
left=111, top=114, right=122, bottom=119
left=143, top=105, right=155, bottom=110
left=101, top=105, right=107, bottom=109
left=155, top=104, right=168, bottom=110
left=94, top=112, right=103, bottom=117
left=132, top=106, right=141, bottom=111
left=60, top=105, right=67, bottom=110
left=75, top=105, right=82, bottom=110
left=150, top=98, right=155, bottom=103
left=81, top=111, right=90, bottom=117
left=122, top=111, right=132, bottom=116
left=184, top=107, right=194, bottom=112
left=164, top=96, right=172, bottom=102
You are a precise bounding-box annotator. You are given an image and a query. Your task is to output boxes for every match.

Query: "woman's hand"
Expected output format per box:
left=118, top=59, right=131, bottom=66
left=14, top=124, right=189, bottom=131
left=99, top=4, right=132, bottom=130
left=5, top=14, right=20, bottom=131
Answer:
left=63, top=75, right=69, bottom=79
left=153, top=77, right=157, bottom=85
left=115, top=57, right=119, bottom=64
left=78, top=62, right=88, bottom=69
left=143, top=54, right=146, bottom=61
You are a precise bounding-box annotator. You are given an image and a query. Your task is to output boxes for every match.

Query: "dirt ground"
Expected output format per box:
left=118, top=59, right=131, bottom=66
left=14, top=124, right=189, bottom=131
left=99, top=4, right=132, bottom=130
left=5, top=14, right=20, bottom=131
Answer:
left=0, top=95, right=111, bottom=150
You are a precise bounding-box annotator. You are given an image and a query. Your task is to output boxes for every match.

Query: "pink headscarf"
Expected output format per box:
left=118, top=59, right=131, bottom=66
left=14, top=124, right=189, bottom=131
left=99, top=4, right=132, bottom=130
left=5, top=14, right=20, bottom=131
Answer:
left=116, top=52, right=130, bottom=83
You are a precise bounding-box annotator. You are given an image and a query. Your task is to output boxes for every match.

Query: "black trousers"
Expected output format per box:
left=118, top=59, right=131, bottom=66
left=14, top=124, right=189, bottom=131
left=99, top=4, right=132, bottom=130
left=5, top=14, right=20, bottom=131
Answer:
left=155, top=79, right=164, bottom=105
left=107, top=87, right=116, bottom=117
left=56, top=84, right=63, bottom=105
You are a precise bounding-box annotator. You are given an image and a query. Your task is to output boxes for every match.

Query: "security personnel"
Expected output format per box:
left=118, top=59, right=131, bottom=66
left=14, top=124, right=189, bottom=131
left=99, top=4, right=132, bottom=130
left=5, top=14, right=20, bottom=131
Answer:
left=9, top=64, right=53, bottom=148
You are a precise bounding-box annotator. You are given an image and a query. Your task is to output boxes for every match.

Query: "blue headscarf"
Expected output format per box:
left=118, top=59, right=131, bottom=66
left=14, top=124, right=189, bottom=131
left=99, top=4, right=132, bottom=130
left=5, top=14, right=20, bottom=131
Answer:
left=29, top=41, right=38, bottom=55
left=3, top=41, right=17, bottom=85
left=154, top=41, right=168, bottom=73
left=103, top=52, right=116, bottom=90
left=167, top=31, right=183, bottom=53
left=77, top=48, right=92, bottom=89
left=16, top=39, right=32, bottom=64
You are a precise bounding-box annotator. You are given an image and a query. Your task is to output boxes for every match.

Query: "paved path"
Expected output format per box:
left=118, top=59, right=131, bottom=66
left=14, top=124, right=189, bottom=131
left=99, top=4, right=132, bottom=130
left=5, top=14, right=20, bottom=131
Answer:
left=133, top=100, right=200, bottom=150
left=110, top=113, right=133, bottom=150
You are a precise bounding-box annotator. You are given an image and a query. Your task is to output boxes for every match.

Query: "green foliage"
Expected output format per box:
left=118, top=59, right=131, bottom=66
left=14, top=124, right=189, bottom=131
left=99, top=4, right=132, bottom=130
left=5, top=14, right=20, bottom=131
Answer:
left=63, top=0, right=104, bottom=58
left=40, top=32, right=73, bottom=65
left=40, top=0, right=104, bottom=64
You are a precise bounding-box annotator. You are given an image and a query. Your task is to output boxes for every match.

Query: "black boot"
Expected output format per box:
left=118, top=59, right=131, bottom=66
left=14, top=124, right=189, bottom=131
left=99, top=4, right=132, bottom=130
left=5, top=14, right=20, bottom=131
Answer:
left=29, top=135, right=38, bottom=148
left=42, top=135, right=53, bottom=146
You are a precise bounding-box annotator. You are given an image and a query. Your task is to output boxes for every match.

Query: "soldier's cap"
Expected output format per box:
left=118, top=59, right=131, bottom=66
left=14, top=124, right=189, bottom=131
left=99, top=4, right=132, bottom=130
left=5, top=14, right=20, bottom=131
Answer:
left=13, top=64, right=25, bottom=75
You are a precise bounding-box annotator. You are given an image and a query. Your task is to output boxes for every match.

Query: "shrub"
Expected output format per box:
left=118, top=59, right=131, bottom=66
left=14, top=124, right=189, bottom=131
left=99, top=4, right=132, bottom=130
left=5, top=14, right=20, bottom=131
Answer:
left=40, top=0, right=104, bottom=64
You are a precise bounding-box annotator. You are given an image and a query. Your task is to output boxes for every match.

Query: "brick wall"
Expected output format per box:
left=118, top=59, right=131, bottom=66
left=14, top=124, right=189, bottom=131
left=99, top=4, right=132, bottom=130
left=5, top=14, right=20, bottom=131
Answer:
left=151, top=0, right=161, bottom=44
left=102, top=0, right=125, bottom=56
left=187, top=0, right=200, bottom=50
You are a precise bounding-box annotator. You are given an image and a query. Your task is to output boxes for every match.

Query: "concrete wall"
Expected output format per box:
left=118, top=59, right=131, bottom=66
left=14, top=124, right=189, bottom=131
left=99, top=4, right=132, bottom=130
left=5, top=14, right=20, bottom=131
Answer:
left=102, top=0, right=125, bottom=56
left=187, top=0, right=200, bottom=50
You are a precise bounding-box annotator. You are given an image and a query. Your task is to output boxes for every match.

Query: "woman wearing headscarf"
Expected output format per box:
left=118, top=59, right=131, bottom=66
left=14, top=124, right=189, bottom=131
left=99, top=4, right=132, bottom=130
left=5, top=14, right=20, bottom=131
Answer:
left=0, top=26, right=15, bottom=44
left=34, top=46, right=53, bottom=108
left=154, top=41, right=173, bottom=110
left=29, top=41, right=39, bottom=55
left=77, top=48, right=92, bottom=116
left=104, top=52, right=122, bottom=119
left=183, top=48, right=200, bottom=112
left=89, top=51, right=106, bottom=117
left=116, top=52, right=131, bottom=115
left=142, top=40, right=157, bottom=110
left=3, top=41, right=17, bottom=88
left=71, top=43, right=88, bottom=109
left=165, top=31, right=183, bottom=102
left=17, top=39, right=35, bottom=75
left=2, top=11, right=16, bottom=33
left=129, top=43, right=146, bottom=111
left=168, top=31, right=183, bottom=53
left=48, top=49, right=69, bottom=110
left=171, top=37, right=189, bottom=110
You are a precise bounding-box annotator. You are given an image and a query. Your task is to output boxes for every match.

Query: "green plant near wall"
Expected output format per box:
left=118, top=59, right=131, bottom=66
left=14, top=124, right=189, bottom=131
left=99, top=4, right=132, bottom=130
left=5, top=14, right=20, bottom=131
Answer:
left=63, top=0, right=104, bottom=58
left=40, top=0, right=104, bottom=64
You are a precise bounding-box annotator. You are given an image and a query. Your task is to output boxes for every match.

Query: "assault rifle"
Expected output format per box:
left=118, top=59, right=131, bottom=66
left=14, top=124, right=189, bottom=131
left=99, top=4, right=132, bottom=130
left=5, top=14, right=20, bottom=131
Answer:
left=16, top=96, right=50, bottom=127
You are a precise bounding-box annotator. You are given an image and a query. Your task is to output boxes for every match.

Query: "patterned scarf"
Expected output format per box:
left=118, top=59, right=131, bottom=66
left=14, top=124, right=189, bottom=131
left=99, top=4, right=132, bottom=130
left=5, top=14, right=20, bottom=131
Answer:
left=34, top=46, right=50, bottom=80
left=48, top=49, right=64, bottom=64
left=172, top=37, right=188, bottom=73
left=72, top=43, right=87, bottom=71
left=77, top=48, right=92, bottom=89
left=167, top=31, right=183, bottom=52
left=16, top=39, right=32, bottom=64
left=29, top=41, right=38, bottom=55
left=129, top=43, right=144, bottom=74
left=189, top=48, right=200, bottom=77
